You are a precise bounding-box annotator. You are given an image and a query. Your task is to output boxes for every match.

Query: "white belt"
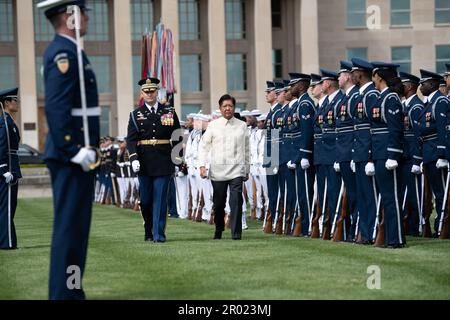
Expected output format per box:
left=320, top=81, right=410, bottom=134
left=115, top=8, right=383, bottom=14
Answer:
left=71, top=107, right=101, bottom=117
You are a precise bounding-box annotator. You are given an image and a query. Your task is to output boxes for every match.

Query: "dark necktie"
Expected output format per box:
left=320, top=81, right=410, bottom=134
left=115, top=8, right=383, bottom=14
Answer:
left=151, top=106, right=155, bottom=115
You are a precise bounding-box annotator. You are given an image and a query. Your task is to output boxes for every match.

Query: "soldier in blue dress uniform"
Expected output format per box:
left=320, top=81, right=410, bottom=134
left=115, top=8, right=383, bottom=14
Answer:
left=336, top=61, right=360, bottom=241
left=127, top=78, right=181, bottom=243
left=350, top=58, right=380, bottom=244
left=263, top=81, right=282, bottom=229
left=399, top=72, right=424, bottom=236
left=311, top=73, right=328, bottom=235
left=370, top=61, right=405, bottom=248
left=290, top=73, right=315, bottom=236
left=38, top=0, right=100, bottom=299
left=318, top=69, right=345, bottom=239
left=0, top=88, right=22, bottom=250
left=417, top=69, right=449, bottom=237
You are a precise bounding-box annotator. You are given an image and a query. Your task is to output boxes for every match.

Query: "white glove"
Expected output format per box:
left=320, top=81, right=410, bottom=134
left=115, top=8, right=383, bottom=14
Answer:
left=177, top=171, right=185, bottom=177
left=110, top=172, right=116, bottom=178
left=301, top=159, right=310, bottom=170
left=365, top=162, right=376, bottom=176
left=350, top=160, right=356, bottom=173
left=411, top=165, right=422, bottom=175
left=287, top=161, right=296, bottom=170
left=132, top=160, right=141, bottom=173
left=3, top=172, right=13, bottom=184
left=385, top=159, right=398, bottom=170
left=71, top=148, right=97, bottom=172
left=175, top=166, right=180, bottom=173
left=333, top=162, right=341, bottom=173
left=436, top=159, right=449, bottom=170
left=273, top=167, right=279, bottom=175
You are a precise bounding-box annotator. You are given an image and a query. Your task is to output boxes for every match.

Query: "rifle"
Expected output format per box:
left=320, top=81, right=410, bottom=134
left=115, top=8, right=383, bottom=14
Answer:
left=209, top=209, right=215, bottom=225
left=374, top=196, right=385, bottom=247
left=402, top=186, right=409, bottom=234
left=282, top=182, right=288, bottom=235
left=133, top=183, right=140, bottom=211
left=421, top=169, right=433, bottom=238
left=263, top=210, right=273, bottom=233
left=272, top=188, right=281, bottom=233
left=195, top=191, right=204, bottom=222
left=372, top=195, right=382, bottom=241
left=311, top=185, right=322, bottom=239
left=438, top=170, right=450, bottom=239
left=275, top=187, right=284, bottom=235
left=331, top=182, right=344, bottom=239
left=251, top=179, right=257, bottom=220
left=321, top=179, right=331, bottom=240
left=187, top=183, right=193, bottom=220
left=291, top=169, right=302, bottom=237
left=123, top=180, right=132, bottom=209
left=415, top=174, right=423, bottom=235
left=308, top=176, right=318, bottom=236
left=332, top=187, right=347, bottom=242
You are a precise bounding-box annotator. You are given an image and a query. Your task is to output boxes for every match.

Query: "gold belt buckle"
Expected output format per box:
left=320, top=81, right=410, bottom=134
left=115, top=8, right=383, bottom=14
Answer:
left=150, top=140, right=157, bottom=146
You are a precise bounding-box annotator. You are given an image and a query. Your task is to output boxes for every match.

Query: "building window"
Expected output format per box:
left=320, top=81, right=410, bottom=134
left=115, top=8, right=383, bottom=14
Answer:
left=391, top=0, right=410, bottom=26
left=180, top=54, right=202, bottom=92
left=84, top=0, right=109, bottom=41
left=100, top=106, right=110, bottom=137
left=391, top=47, right=411, bottom=73
left=133, top=55, right=143, bottom=93
left=131, top=0, right=154, bottom=41
left=436, top=45, right=450, bottom=73
left=0, top=56, right=16, bottom=88
left=33, top=0, right=54, bottom=41
left=179, top=0, right=200, bottom=40
left=347, top=47, right=368, bottom=60
left=181, top=104, right=202, bottom=120
left=235, top=103, right=247, bottom=112
left=227, top=53, right=247, bottom=91
left=35, top=57, right=45, bottom=96
left=347, top=0, right=366, bottom=28
left=89, top=56, right=111, bottom=93
left=436, top=0, right=450, bottom=24
left=0, top=0, right=14, bottom=41
left=273, top=49, right=282, bottom=80
left=225, top=0, right=246, bottom=40
left=272, top=0, right=282, bottom=28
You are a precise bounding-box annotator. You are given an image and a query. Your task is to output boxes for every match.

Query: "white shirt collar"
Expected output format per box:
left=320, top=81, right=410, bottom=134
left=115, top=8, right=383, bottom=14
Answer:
left=327, top=89, right=340, bottom=104
left=58, top=33, right=78, bottom=46
left=428, top=90, right=439, bottom=102
left=346, top=85, right=356, bottom=96
left=318, top=96, right=327, bottom=108
left=404, top=94, right=417, bottom=106
left=271, top=102, right=278, bottom=110
left=381, top=87, right=389, bottom=94
left=145, top=102, right=158, bottom=112
left=359, top=81, right=373, bottom=95
left=289, top=98, right=298, bottom=108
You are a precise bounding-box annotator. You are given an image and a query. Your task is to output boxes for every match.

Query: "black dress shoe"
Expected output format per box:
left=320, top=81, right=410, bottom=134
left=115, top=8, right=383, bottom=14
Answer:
left=213, top=231, right=222, bottom=240
left=232, top=234, right=242, bottom=240
left=386, top=244, right=405, bottom=249
left=145, top=236, right=153, bottom=242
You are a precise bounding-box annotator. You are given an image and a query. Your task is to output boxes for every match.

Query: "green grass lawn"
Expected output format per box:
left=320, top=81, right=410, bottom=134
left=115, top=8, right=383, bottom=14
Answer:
left=1, top=198, right=450, bottom=300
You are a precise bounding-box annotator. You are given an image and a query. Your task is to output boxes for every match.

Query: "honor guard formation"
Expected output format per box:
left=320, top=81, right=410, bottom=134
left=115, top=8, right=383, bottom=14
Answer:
left=94, top=59, right=450, bottom=249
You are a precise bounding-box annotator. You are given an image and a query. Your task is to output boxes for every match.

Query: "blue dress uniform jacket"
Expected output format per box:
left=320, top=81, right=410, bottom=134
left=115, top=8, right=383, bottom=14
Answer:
left=447, top=96, right=450, bottom=160
left=418, top=91, right=449, bottom=164
left=0, top=113, right=22, bottom=179
left=352, top=83, right=379, bottom=162
left=0, top=112, right=21, bottom=249
left=43, top=35, right=100, bottom=162
left=321, top=90, right=345, bottom=165
left=296, top=93, right=316, bottom=164
left=43, top=34, right=100, bottom=300
left=403, top=95, right=424, bottom=166
left=335, top=86, right=359, bottom=162
left=263, top=104, right=282, bottom=169
left=313, top=99, right=327, bottom=166
left=281, top=101, right=300, bottom=165
left=369, top=89, right=404, bottom=161
left=127, top=103, right=181, bottom=177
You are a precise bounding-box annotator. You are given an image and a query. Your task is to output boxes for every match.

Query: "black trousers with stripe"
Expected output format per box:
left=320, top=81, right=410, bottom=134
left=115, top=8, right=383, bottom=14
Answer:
left=0, top=180, right=18, bottom=249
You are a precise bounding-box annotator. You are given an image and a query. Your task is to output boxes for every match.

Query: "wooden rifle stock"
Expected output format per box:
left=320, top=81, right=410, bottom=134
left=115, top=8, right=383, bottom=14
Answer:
left=187, top=186, right=193, bottom=220
left=292, top=215, right=302, bottom=237
left=374, top=207, right=385, bottom=247
left=195, top=192, right=204, bottom=222
left=123, top=181, right=132, bottom=209
left=333, top=191, right=347, bottom=242
left=439, top=181, right=450, bottom=239
left=263, top=210, right=273, bottom=234
left=208, top=210, right=215, bottom=225
left=275, top=202, right=284, bottom=235
left=322, top=206, right=331, bottom=240
left=283, top=210, right=293, bottom=235
left=311, top=195, right=321, bottom=239
left=422, top=172, right=433, bottom=238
